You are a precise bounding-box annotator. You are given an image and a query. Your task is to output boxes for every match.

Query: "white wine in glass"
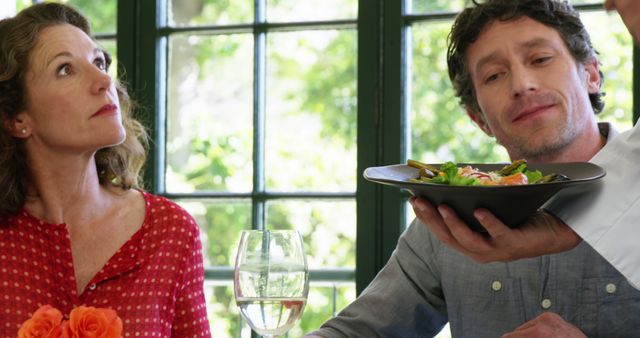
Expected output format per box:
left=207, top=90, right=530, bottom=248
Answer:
left=234, top=230, right=309, bottom=337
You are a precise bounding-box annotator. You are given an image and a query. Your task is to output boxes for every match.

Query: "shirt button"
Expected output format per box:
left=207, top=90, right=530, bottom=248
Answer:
left=88, top=283, right=97, bottom=290
left=541, top=298, right=552, bottom=309
left=491, top=280, right=502, bottom=291
left=606, top=283, right=617, bottom=294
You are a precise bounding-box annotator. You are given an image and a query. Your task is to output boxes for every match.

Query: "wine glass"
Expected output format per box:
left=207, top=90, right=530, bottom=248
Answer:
left=234, top=229, right=309, bottom=337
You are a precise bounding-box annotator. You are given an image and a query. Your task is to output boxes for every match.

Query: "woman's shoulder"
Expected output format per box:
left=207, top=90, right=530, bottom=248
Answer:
left=140, top=191, right=200, bottom=236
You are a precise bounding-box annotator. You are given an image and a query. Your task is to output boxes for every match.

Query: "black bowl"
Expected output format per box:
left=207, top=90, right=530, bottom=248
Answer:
left=363, top=162, right=606, bottom=232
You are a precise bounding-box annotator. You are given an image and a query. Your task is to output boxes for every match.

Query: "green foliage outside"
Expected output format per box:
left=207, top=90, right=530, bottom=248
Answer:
left=164, top=0, right=358, bottom=335
left=410, top=11, right=633, bottom=164
left=20, top=1, right=633, bottom=337
left=40, top=0, right=116, bottom=33
left=411, top=21, right=508, bottom=163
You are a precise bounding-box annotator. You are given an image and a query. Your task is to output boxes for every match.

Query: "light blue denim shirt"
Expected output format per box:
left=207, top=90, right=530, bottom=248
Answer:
left=309, top=123, right=640, bottom=338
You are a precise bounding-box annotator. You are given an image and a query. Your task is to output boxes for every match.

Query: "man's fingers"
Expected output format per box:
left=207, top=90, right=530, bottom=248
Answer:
left=502, top=312, right=587, bottom=338
left=410, top=198, right=474, bottom=256
left=474, top=208, right=511, bottom=239
left=603, top=0, right=615, bottom=11
left=410, top=197, right=456, bottom=244
left=501, top=327, right=538, bottom=338
left=438, top=205, right=496, bottom=256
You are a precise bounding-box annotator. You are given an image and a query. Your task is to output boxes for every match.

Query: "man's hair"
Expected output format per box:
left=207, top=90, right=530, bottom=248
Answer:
left=0, top=3, right=148, bottom=217
left=447, top=0, right=604, bottom=115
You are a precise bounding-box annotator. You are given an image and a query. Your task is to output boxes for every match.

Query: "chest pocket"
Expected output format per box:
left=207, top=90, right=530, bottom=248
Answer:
left=445, top=273, right=525, bottom=338
left=578, top=276, right=640, bottom=337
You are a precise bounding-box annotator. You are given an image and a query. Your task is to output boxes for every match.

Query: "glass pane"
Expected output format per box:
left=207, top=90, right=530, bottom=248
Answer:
left=0, top=2, right=17, bottom=18
left=409, top=11, right=634, bottom=165
left=581, top=11, right=634, bottom=131
left=44, top=0, right=117, bottom=33
left=178, top=199, right=252, bottom=267
left=206, top=282, right=355, bottom=338
left=166, top=34, right=254, bottom=193
left=267, top=0, right=357, bottom=22
left=411, top=21, right=509, bottom=163
left=408, top=0, right=603, bottom=14
left=97, top=39, right=118, bottom=79
left=570, top=0, right=603, bottom=4
left=168, top=0, right=253, bottom=26
left=204, top=282, right=246, bottom=338
left=265, top=30, right=357, bottom=192
left=409, top=0, right=467, bottom=14
left=290, top=283, right=356, bottom=337
left=266, top=200, right=356, bottom=269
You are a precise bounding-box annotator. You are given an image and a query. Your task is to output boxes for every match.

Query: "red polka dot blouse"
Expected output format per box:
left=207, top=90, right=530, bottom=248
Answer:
left=0, top=191, right=211, bottom=337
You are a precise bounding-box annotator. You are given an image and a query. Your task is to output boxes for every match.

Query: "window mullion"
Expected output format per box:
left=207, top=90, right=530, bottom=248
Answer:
left=253, top=0, right=267, bottom=231
left=118, top=0, right=164, bottom=193
left=634, top=45, right=639, bottom=124
left=355, top=0, right=405, bottom=294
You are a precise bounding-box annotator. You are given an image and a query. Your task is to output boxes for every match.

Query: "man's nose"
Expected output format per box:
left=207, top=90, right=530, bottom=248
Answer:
left=509, top=65, right=537, bottom=98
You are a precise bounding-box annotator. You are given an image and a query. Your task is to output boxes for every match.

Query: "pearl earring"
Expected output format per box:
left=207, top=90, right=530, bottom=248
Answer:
left=20, top=128, right=27, bottom=135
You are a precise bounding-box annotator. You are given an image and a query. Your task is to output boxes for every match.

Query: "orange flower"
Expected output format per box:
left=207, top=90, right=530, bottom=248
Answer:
left=61, top=306, right=123, bottom=338
left=17, top=305, right=64, bottom=338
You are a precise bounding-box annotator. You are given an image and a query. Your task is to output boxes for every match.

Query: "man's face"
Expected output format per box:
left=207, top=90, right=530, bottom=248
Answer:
left=465, top=17, right=601, bottom=162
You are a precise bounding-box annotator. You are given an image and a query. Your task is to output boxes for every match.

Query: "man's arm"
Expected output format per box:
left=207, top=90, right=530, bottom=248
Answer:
left=409, top=197, right=581, bottom=263
left=411, top=123, right=640, bottom=288
left=305, top=219, right=448, bottom=337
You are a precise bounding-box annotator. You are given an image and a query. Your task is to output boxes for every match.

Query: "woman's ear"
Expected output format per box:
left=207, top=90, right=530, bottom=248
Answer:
left=466, top=108, right=494, bottom=137
left=4, top=114, right=31, bottom=138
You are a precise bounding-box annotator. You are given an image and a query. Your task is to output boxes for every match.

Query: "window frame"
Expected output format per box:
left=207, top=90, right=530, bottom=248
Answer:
left=355, top=0, right=640, bottom=292
left=117, top=0, right=358, bottom=306
left=116, top=0, right=639, bottom=301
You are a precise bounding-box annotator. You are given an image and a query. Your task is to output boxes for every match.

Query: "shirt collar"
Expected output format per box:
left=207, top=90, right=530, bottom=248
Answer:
left=598, top=122, right=618, bottom=142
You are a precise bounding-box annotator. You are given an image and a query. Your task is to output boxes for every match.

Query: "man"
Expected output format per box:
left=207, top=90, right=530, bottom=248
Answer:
left=306, top=0, right=640, bottom=337
left=412, top=0, right=640, bottom=293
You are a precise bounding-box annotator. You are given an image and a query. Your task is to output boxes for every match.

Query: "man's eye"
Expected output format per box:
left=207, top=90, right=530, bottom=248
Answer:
left=532, top=56, right=552, bottom=65
left=484, top=73, right=500, bottom=84
left=57, top=64, right=71, bottom=76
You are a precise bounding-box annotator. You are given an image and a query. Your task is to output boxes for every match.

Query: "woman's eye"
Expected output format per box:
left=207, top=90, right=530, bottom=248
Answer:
left=95, top=58, right=107, bottom=71
left=56, top=64, right=71, bottom=76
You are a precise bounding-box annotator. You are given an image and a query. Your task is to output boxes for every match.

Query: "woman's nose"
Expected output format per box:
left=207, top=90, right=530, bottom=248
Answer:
left=89, top=66, right=112, bottom=94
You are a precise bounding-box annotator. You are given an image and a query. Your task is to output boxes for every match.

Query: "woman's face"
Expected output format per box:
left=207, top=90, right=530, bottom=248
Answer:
left=19, top=23, right=125, bottom=156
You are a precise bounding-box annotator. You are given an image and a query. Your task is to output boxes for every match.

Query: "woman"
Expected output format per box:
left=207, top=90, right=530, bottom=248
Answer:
left=0, top=3, right=211, bottom=336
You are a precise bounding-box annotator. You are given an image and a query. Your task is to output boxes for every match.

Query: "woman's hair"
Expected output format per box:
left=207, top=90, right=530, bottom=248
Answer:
left=0, top=3, right=148, bottom=217
left=447, top=0, right=605, bottom=115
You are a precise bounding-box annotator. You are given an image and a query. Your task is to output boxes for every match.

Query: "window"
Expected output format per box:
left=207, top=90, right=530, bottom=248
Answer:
left=4, top=0, right=627, bottom=336
left=120, top=0, right=357, bottom=336
left=35, top=0, right=118, bottom=76
left=3, top=0, right=635, bottom=336
left=408, top=3, right=635, bottom=166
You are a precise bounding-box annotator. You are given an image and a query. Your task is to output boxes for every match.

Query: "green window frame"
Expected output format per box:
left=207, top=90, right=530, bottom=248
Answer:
left=4, top=0, right=633, bottom=335
left=118, top=0, right=358, bottom=335
left=113, top=0, right=638, bottom=335
left=357, top=0, right=640, bottom=291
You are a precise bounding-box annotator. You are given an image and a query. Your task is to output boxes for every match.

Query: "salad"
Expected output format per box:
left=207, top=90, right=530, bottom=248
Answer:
left=407, top=159, right=568, bottom=186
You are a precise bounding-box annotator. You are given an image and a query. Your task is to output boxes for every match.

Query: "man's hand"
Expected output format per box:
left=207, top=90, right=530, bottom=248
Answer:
left=501, top=312, right=587, bottom=338
left=409, top=197, right=581, bottom=263
left=605, top=0, right=640, bottom=43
